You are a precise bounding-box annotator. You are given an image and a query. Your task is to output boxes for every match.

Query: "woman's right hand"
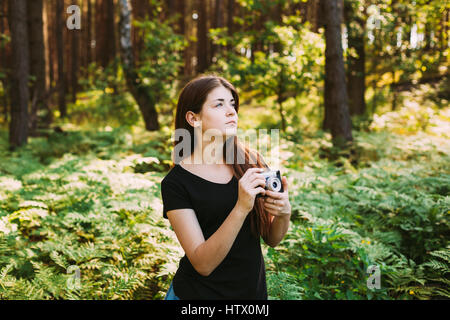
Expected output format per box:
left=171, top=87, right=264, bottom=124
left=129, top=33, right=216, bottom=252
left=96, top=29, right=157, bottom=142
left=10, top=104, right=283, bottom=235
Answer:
left=236, top=168, right=266, bottom=215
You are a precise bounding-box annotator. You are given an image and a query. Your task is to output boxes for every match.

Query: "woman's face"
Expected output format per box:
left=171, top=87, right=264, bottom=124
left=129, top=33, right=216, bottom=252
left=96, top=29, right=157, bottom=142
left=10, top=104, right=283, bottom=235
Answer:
left=187, top=85, right=238, bottom=137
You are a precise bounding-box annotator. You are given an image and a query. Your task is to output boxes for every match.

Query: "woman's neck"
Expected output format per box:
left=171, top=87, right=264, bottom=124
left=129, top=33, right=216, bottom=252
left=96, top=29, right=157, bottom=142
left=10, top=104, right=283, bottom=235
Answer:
left=183, top=138, right=226, bottom=165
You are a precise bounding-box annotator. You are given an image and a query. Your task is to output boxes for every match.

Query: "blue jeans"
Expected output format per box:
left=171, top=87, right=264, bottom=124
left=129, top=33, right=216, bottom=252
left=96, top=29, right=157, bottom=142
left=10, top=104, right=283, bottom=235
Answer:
left=164, top=281, right=180, bottom=300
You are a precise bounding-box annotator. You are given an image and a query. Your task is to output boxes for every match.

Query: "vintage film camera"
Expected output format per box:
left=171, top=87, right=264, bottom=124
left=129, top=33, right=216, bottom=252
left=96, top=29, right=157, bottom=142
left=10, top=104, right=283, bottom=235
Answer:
left=256, top=169, right=283, bottom=198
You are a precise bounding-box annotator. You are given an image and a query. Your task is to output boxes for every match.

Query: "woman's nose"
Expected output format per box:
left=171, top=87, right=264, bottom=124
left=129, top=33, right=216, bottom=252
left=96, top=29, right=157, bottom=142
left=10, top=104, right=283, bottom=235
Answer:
left=226, top=103, right=236, bottom=115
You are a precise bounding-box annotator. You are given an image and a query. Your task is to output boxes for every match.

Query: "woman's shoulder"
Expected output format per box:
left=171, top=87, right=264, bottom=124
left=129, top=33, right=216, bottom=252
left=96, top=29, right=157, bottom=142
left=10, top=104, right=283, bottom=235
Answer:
left=162, top=164, right=181, bottom=181
left=161, top=164, right=190, bottom=187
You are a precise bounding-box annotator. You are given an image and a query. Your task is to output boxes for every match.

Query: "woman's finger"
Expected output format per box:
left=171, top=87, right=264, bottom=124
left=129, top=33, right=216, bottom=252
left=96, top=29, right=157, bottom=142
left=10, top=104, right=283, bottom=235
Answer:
left=281, top=176, right=288, bottom=192
left=245, top=168, right=264, bottom=176
left=264, top=197, right=284, bottom=206
left=252, top=187, right=266, bottom=196
left=250, top=178, right=266, bottom=189
left=264, top=190, right=284, bottom=199
left=265, top=208, right=282, bottom=216
left=264, top=202, right=282, bottom=210
left=249, top=172, right=265, bottom=183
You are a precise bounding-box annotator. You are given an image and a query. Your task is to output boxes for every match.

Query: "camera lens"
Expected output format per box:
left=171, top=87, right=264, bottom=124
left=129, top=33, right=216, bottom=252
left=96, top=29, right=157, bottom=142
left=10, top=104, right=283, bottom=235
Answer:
left=267, top=177, right=282, bottom=192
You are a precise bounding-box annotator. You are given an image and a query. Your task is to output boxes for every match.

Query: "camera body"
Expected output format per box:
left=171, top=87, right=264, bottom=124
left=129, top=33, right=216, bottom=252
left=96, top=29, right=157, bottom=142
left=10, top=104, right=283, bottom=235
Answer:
left=257, top=169, right=283, bottom=198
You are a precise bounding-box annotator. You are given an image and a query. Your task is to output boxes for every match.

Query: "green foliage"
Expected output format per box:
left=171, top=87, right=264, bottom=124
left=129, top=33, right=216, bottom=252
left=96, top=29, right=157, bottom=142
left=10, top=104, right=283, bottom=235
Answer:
left=0, top=97, right=448, bottom=299
left=209, top=4, right=324, bottom=132
left=369, top=96, right=450, bottom=137
left=74, top=62, right=141, bottom=127
left=0, top=127, right=182, bottom=299
left=0, top=0, right=449, bottom=296
left=266, top=216, right=392, bottom=299
left=266, top=271, right=304, bottom=300
left=416, top=247, right=450, bottom=299
left=263, top=115, right=449, bottom=299
left=133, top=12, right=187, bottom=107
left=0, top=33, right=9, bottom=84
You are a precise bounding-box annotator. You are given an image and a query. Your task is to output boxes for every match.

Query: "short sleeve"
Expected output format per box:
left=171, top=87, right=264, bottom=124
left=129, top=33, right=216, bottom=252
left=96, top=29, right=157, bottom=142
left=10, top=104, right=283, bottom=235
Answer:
left=161, top=178, right=193, bottom=219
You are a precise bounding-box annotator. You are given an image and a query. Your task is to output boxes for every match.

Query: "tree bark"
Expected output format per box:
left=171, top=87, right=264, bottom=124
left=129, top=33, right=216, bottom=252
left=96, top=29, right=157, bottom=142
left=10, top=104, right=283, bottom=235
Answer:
left=321, top=0, right=353, bottom=147
left=71, top=19, right=79, bottom=103
left=87, top=0, right=92, bottom=66
left=344, top=0, right=366, bottom=116
left=174, top=0, right=186, bottom=77
left=106, top=0, right=116, bottom=63
left=118, top=0, right=160, bottom=131
left=226, top=0, right=235, bottom=53
left=46, top=0, right=54, bottom=93
left=272, top=1, right=283, bottom=54
left=211, top=0, right=224, bottom=61
left=176, top=0, right=185, bottom=36
left=197, top=0, right=208, bottom=73
left=131, top=0, right=149, bottom=62
left=183, top=0, right=195, bottom=77
left=27, top=0, right=48, bottom=133
left=8, top=0, right=29, bottom=148
left=55, top=0, right=66, bottom=118
left=0, top=0, right=9, bottom=122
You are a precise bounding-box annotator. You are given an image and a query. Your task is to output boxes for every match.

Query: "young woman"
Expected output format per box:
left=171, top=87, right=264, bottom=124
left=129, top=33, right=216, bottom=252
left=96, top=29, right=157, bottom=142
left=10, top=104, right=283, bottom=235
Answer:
left=161, top=74, right=291, bottom=300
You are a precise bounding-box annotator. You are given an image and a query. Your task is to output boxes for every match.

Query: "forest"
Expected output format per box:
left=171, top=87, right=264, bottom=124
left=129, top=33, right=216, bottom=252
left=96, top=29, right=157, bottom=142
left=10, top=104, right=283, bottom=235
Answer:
left=0, top=0, right=449, bottom=300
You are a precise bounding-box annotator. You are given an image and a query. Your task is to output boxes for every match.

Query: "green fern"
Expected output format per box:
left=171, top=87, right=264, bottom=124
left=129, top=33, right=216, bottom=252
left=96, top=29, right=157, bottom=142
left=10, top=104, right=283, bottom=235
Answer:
left=267, top=271, right=304, bottom=300
left=416, top=246, right=450, bottom=299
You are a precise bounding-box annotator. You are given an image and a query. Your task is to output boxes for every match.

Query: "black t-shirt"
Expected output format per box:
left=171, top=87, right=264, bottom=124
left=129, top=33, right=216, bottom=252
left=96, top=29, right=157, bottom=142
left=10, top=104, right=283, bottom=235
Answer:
left=160, top=164, right=267, bottom=300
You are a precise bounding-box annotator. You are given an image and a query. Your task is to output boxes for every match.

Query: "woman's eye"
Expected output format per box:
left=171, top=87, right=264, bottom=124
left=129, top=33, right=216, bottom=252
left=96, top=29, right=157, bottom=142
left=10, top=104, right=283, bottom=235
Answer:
left=216, top=103, right=237, bottom=108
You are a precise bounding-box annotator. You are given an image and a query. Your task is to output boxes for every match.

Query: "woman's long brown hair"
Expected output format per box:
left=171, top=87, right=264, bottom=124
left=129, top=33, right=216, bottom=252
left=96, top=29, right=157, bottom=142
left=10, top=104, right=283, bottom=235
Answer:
left=171, top=73, right=272, bottom=239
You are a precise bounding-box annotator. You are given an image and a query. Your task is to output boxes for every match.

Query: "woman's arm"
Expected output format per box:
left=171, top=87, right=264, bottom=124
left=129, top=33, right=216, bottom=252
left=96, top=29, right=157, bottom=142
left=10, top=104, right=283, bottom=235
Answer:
left=167, top=202, right=248, bottom=277
left=264, top=213, right=291, bottom=248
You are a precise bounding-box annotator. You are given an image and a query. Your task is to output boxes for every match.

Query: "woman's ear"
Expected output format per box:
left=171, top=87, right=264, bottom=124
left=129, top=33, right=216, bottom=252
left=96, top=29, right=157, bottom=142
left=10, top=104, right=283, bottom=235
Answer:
left=186, top=111, right=200, bottom=128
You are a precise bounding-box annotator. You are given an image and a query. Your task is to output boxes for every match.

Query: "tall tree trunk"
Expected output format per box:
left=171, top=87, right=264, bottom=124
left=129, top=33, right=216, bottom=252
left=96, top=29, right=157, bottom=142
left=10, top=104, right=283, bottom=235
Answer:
left=47, top=0, right=54, bottom=93
left=321, top=0, right=353, bottom=147
left=176, top=0, right=185, bottom=36
left=9, top=0, right=29, bottom=148
left=55, top=0, right=66, bottom=118
left=87, top=0, right=92, bottom=66
left=28, top=0, right=47, bottom=133
left=95, top=0, right=106, bottom=67
left=131, top=0, right=150, bottom=62
left=41, top=0, right=52, bottom=126
left=164, top=0, right=176, bottom=22
left=344, top=0, right=366, bottom=116
left=226, top=0, right=235, bottom=53
left=272, top=1, right=283, bottom=54
left=211, top=0, right=224, bottom=62
left=118, top=0, right=160, bottom=131
left=71, top=21, right=79, bottom=103
left=277, top=67, right=287, bottom=132
left=307, top=0, right=320, bottom=32
left=42, top=0, right=50, bottom=91
left=250, top=9, right=265, bottom=65
left=95, top=0, right=116, bottom=68
left=440, top=9, right=449, bottom=55
left=106, top=0, right=116, bottom=63
left=0, top=0, right=9, bottom=122
left=197, top=0, right=208, bottom=73
left=183, top=0, right=195, bottom=77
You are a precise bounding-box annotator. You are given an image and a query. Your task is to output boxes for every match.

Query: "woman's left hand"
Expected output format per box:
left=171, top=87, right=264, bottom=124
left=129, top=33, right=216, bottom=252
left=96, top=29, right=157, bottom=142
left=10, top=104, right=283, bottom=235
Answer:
left=263, top=176, right=291, bottom=217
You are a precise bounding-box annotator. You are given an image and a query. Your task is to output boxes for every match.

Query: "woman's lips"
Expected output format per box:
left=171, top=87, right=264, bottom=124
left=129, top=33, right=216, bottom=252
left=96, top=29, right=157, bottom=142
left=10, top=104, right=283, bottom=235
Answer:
left=226, top=120, right=237, bottom=125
